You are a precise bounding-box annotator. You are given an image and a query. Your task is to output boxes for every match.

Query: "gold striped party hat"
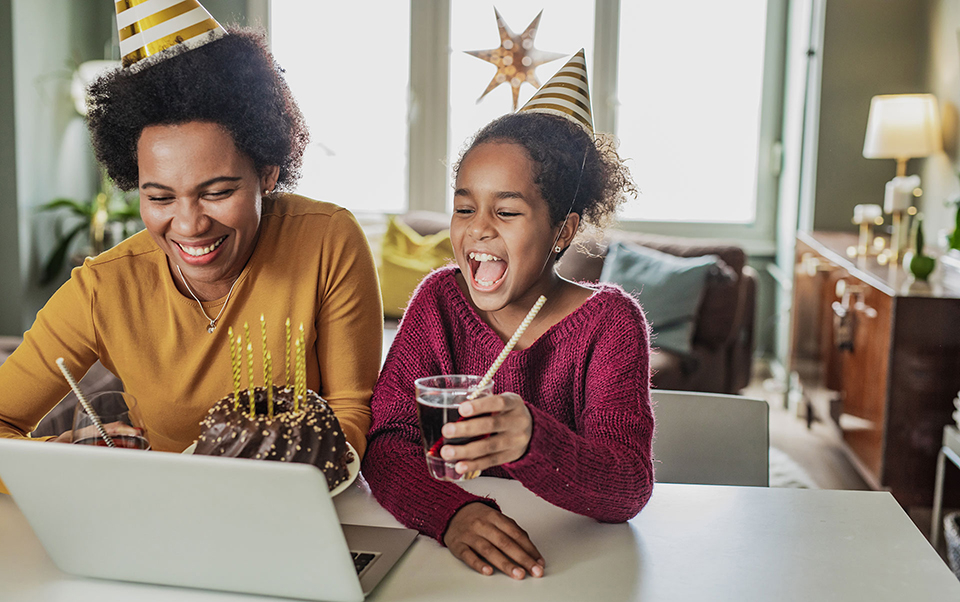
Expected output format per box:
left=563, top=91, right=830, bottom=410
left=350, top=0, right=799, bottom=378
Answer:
left=518, top=49, right=593, bottom=134
left=115, top=0, right=226, bottom=71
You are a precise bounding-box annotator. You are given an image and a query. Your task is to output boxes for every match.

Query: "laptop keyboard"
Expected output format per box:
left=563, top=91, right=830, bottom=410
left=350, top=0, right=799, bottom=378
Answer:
left=351, top=552, right=377, bottom=575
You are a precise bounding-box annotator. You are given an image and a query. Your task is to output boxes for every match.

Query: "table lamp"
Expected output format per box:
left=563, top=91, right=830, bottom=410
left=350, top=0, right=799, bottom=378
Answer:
left=863, top=93, right=942, bottom=263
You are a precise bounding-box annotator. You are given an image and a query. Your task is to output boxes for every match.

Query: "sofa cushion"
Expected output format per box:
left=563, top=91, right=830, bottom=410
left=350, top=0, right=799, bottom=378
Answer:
left=379, top=216, right=454, bottom=319
left=558, top=231, right=742, bottom=349
left=600, top=241, right=720, bottom=355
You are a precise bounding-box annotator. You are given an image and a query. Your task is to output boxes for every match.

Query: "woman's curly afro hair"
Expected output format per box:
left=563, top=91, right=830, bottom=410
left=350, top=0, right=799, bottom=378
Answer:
left=455, top=112, right=637, bottom=234
left=86, top=27, right=309, bottom=192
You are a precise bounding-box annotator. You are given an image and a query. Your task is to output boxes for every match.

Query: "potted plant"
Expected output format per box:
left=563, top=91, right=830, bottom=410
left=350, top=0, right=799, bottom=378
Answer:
left=38, top=173, right=141, bottom=285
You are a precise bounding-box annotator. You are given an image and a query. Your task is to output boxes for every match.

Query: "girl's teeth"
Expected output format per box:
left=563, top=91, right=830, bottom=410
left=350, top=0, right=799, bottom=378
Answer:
left=469, top=252, right=502, bottom=262
left=181, top=236, right=225, bottom=257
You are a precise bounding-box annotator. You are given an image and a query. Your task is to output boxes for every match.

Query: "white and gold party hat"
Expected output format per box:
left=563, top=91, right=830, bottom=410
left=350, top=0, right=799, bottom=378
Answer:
left=115, top=0, right=226, bottom=70
left=518, top=49, right=593, bottom=134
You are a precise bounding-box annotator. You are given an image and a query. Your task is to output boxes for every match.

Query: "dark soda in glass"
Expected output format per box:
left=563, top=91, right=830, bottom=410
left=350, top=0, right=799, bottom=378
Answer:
left=414, top=375, right=492, bottom=481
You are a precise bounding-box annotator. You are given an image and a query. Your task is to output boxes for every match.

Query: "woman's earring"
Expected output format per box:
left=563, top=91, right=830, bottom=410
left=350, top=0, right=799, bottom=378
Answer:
left=554, top=245, right=562, bottom=253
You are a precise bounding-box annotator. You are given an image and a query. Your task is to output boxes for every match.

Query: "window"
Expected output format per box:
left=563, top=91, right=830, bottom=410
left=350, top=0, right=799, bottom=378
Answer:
left=270, top=1, right=411, bottom=214
left=615, top=1, right=769, bottom=224
left=447, top=1, right=596, bottom=210
left=265, top=0, right=783, bottom=241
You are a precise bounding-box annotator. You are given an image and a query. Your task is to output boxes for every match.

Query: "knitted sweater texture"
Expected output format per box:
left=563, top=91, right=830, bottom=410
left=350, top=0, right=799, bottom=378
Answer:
left=362, top=267, right=654, bottom=543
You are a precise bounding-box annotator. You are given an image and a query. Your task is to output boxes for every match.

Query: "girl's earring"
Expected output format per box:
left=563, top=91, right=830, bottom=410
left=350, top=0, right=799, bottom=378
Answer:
left=554, top=245, right=562, bottom=253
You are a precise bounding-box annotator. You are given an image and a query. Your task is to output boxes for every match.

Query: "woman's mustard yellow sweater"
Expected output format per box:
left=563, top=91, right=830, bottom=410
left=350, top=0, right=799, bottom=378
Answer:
left=0, top=195, right=382, bottom=490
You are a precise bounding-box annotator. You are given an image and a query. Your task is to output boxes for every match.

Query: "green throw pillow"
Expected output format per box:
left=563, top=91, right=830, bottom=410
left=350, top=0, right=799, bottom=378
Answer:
left=379, top=216, right=454, bottom=319
left=599, top=240, right=719, bottom=355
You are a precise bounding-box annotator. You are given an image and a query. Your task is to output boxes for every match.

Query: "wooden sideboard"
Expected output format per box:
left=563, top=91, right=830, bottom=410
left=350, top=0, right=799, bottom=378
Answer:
left=790, top=231, right=960, bottom=509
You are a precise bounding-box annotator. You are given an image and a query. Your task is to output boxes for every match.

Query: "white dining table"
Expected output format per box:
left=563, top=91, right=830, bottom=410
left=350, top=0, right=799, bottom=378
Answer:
left=2, top=477, right=959, bottom=601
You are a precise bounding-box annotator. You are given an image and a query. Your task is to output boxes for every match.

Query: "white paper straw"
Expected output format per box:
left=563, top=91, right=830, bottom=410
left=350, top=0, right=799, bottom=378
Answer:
left=56, top=358, right=115, bottom=448
left=468, top=295, right=547, bottom=400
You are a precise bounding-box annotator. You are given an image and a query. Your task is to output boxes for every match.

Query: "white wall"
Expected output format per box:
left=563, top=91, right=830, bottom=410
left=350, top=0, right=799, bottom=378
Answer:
left=920, top=0, right=960, bottom=244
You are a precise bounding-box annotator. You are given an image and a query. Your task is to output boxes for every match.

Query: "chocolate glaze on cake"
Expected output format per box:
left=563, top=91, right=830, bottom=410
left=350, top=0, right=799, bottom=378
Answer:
left=195, top=386, right=352, bottom=491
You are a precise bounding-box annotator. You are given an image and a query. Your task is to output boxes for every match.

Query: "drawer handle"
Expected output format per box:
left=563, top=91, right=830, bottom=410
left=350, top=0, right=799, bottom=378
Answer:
left=854, top=301, right=878, bottom=319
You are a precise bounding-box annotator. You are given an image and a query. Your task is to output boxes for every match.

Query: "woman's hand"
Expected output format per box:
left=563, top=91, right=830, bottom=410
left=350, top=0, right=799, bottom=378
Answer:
left=444, top=502, right=544, bottom=579
left=49, top=421, right=143, bottom=444
left=440, top=392, right=532, bottom=474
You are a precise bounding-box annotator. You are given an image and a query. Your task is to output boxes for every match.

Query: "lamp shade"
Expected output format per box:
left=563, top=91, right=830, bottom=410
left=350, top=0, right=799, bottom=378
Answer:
left=863, top=94, right=942, bottom=159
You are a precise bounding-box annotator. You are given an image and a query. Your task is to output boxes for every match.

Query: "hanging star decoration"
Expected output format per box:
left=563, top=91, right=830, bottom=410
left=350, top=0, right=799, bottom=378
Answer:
left=465, top=8, right=566, bottom=111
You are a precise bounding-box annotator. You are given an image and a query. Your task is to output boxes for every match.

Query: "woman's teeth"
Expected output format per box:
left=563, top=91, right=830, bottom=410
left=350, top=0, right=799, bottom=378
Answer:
left=178, top=236, right=226, bottom=257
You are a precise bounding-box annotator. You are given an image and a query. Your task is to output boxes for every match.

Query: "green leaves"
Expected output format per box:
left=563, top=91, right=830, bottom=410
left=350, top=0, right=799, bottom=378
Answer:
left=37, top=176, right=141, bottom=286
left=40, top=222, right=87, bottom=285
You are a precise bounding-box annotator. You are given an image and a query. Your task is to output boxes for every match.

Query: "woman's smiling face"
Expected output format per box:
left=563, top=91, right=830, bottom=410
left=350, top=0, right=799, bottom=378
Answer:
left=137, top=121, right=278, bottom=300
left=451, top=141, right=561, bottom=314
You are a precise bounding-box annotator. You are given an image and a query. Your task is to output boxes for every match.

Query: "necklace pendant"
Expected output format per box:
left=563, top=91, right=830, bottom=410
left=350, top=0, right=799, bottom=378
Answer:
left=207, top=322, right=216, bottom=334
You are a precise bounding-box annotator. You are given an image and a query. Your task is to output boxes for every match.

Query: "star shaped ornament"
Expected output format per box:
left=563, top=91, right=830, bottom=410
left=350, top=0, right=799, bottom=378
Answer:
left=465, top=8, right=566, bottom=111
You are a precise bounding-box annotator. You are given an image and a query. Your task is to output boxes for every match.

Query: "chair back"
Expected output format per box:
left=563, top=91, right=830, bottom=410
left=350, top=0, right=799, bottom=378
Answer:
left=652, top=389, right=769, bottom=487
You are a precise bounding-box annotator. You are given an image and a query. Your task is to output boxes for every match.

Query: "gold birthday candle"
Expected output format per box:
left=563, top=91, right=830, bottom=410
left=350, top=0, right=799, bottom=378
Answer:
left=265, top=351, right=274, bottom=419
left=299, top=323, right=306, bottom=408
left=284, top=317, right=291, bottom=389
left=228, top=327, right=237, bottom=407
left=243, top=321, right=251, bottom=356
left=247, top=342, right=255, bottom=417
left=260, top=314, right=268, bottom=382
left=228, top=325, right=236, bottom=364
left=294, top=338, right=302, bottom=412
left=233, top=335, right=242, bottom=410
left=228, top=327, right=239, bottom=409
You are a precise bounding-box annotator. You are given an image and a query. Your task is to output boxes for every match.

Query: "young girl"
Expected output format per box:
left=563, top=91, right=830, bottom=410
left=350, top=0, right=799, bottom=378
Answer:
left=363, top=68, right=653, bottom=581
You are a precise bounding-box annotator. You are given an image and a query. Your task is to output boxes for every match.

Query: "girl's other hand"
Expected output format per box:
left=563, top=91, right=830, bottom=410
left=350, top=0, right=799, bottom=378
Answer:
left=440, top=392, right=532, bottom=473
left=49, top=421, right=143, bottom=444
left=444, top=502, right=544, bottom=579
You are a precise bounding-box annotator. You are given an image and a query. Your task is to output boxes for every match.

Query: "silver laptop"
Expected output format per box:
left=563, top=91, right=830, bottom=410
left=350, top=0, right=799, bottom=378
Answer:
left=0, top=437, right=417, bottom=602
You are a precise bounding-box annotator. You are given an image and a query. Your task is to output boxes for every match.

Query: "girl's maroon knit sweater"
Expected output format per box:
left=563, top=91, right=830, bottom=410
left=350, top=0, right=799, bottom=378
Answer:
left=362, top=267, right=654, bottom=543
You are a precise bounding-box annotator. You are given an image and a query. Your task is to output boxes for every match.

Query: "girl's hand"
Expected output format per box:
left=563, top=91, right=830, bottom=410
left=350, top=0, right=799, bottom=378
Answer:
left=444, top=502, right=544, bottom=579
left=440, top=392, right=532, bottom=474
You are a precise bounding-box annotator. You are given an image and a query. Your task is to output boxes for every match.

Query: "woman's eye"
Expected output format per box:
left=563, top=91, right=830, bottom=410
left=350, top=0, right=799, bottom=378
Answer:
left=204, top=189, right=232, bottom=199
left=148, top=196, right=174, bottom=203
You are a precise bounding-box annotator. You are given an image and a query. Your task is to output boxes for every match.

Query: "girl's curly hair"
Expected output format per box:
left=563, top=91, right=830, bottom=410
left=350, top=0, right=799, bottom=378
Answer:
left=86, top=27, right=309, bottom=191
left=454, top=112, right=637, bottom=235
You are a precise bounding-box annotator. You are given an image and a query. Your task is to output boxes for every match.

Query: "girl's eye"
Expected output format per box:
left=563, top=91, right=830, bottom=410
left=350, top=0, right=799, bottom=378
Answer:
left=454, top=208, right=474, bottom=215
left=498, top=211, right=520, bottom=217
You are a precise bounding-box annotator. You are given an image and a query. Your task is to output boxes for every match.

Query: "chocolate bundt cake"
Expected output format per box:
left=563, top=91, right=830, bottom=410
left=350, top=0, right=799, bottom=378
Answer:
left=195, top=386, right=353, bottom=491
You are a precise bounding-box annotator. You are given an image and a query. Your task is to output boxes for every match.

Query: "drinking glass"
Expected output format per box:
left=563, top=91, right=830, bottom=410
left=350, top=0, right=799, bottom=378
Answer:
left=72, top=391, right=149, bottom=450
left=415, top=375, right=493, bottom=481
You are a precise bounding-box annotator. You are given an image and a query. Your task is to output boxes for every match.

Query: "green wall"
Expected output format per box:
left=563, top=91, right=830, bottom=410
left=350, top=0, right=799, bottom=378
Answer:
left=0, top=0, right=19, bottom=336
left=813, top=0, right=929, bottom=232
left=0, top=0, right=248, bottom=337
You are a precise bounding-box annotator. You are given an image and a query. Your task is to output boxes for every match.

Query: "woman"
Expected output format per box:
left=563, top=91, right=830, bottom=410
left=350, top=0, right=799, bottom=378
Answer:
left=0, top=29, right=381, bottom=466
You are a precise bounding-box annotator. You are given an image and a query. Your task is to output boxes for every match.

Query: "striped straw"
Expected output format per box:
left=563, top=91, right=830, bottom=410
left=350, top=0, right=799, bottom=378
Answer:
left=56, top=358, right=115, bottom=448
left=468, top=295, right=547, bottom=400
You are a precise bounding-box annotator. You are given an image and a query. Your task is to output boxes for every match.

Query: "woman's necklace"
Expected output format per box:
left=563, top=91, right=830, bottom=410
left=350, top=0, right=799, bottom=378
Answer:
left=176, top=265, right=241, bottom=334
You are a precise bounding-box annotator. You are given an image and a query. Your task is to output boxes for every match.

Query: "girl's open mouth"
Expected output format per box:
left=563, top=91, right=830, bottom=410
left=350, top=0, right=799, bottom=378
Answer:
left=468, top=251, right=507, bottom=292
